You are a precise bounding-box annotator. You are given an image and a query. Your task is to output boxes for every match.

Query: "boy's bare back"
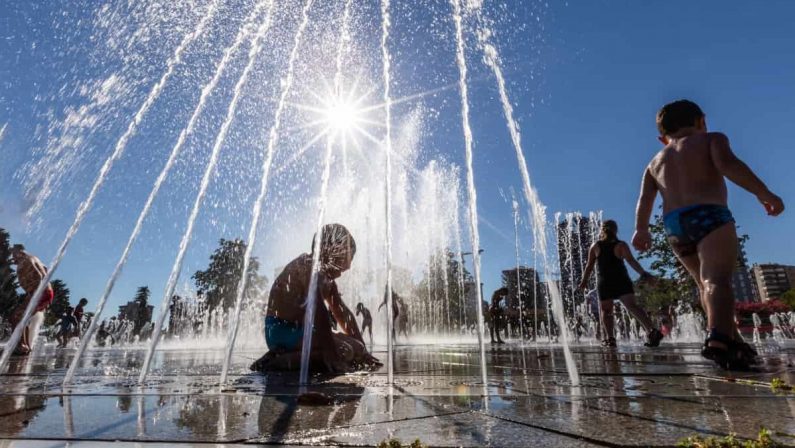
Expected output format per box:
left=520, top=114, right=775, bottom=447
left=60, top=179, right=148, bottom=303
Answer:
left=633, top=99, right=783, bottom=253
left=646, top=132, right=729, bottom=213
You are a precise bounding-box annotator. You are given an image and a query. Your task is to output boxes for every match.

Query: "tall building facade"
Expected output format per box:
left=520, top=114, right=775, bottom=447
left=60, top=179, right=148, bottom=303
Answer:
left=556, top=213, right=599, bottom=315
left=751, top=263, right=794, bottom=301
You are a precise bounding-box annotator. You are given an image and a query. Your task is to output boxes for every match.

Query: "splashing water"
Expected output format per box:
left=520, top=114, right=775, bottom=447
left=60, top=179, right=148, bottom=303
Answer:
left=380, top=0, right=396, bottom=385
left=298, top=0, right=351, bottom=388
left=512, top=198, right=525, bottom=340
left=451, top=0, right=489, bottom=393
left=139, top=0, right=277, bottom=384
left=63, top=0, right=267, bottom=387
left=479, top=28, right=580, bottom=385
left=0, top=0, right=220, bottom=374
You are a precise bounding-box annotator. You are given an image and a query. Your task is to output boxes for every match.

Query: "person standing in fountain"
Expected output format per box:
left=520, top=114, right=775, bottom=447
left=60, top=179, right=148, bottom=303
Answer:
left=632, top=99, right=784, bottom=369
left=73, top=298, right=88, bottom=338
left=355, top=303, right=373, bottom=346
left=578, top=221, right=664, bottom=348
left=8, top=244, right=54, bottom=356
left=55, top=306, right=77, bottom=348
left=250, top=224, right=380, bottom=373
left=378, top=288, right=406, bottom=343
left=489, top=287, right=508, bottom=344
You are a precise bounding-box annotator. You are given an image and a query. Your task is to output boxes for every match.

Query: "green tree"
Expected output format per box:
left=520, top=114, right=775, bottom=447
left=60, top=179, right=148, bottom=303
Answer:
left=781, top=289, right=795, bottom=310
left=45, top=279, right=71, bottom=326
left=192, top=239, right=267, bottom=313
left=636, top=209, right=698, bottom=311
left=501, top=267, right=547, bottom=336
left=637, top=208, right=751, bottom=311
left=412, top=249, right=474, bottom=332
left=0, top=228, right=21, bottom=321
left=129, top=286, right=152, bottom=335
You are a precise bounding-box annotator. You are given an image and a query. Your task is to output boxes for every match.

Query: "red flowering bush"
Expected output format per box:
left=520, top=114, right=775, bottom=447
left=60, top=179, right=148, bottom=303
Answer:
left=735, top=299, right=790, bottom=317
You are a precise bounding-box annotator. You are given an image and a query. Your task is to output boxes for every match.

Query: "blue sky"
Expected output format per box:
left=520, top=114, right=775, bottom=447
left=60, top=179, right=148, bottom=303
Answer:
left=1, top=0, right=794, bottom=315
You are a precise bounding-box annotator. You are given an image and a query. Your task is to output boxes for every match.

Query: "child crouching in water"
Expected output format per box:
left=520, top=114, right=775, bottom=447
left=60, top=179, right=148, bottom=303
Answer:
left=250, top=224, right=380, bottom=373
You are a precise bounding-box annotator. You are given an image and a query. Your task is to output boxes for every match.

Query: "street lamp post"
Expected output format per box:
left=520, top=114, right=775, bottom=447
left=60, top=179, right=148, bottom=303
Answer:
left=460, top=249, right=484, bottom=336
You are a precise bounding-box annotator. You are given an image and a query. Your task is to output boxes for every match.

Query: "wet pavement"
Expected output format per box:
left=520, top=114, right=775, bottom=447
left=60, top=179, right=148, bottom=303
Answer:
left=1, top=341, right=795, bottom=447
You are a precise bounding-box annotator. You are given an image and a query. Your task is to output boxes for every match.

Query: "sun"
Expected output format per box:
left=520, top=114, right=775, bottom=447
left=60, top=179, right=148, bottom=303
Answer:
left=323, top=95, right=361, bottom=134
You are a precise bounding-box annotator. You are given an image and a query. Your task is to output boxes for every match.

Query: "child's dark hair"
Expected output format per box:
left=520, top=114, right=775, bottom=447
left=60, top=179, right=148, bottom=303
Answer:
left=312, top=223, right=357, bottom=258
left=656, top=100, right=704, bottom=136
left=600, top=220, right=618, bottom=242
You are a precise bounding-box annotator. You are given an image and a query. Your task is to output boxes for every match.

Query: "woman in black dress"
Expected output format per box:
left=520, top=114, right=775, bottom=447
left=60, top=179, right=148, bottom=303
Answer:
left=578, top=220, right=663, bottom=347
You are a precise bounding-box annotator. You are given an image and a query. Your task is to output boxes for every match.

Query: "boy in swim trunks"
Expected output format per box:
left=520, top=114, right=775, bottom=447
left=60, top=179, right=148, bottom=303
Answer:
left=632, top=99, right=785, bottom=369
left=9, top=244, right=53, bottom=355
left=250, top=224, right=380, bottom=373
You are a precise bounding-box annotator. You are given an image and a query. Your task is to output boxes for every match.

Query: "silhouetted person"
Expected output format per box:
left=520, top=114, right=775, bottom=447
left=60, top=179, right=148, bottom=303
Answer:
left=55, top=307, right=77, bottom=348
left=73, top=298, right=88, bottom=337
left=379, top=288, right=406, bottom=343
left=489, top=287, right=508, bottom=344
left=355, top=303, right=373, bottom=346
left=9, top=244, right=53, bottom=356
left=579, top=220, right=663, bottom=348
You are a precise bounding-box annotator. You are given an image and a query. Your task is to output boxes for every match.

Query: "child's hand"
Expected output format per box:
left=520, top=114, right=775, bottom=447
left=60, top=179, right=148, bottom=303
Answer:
left=632, top=229, right=652, bottom=252
left=758, top=191, right=785, bottom=216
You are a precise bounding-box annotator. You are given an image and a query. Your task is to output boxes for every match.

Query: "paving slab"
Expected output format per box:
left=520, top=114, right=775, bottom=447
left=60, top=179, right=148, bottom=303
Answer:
left=1, top=342, right=795, bottom=446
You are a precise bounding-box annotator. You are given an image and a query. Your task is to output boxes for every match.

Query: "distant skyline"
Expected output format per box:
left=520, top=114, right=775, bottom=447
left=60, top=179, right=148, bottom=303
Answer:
left=1, top=1, right=793, bottom=313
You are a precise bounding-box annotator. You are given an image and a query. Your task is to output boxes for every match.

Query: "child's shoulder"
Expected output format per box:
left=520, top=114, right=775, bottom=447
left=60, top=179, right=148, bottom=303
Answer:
left=706, top=131, right=728, bottom=139
left=705, top=131, right=730, bottom=148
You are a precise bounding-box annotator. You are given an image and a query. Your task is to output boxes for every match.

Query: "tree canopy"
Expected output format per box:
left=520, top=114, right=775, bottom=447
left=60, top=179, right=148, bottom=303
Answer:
left=192, top=239, right=267, bottom=313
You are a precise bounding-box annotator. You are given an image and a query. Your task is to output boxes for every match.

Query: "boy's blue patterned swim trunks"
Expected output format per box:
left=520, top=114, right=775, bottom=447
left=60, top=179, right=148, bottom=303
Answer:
left=663, top=204, right=735, bottom=256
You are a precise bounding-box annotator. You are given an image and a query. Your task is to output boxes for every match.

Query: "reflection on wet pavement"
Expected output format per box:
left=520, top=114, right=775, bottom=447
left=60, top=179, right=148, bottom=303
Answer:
left=1, top=342, right=794, bottom=446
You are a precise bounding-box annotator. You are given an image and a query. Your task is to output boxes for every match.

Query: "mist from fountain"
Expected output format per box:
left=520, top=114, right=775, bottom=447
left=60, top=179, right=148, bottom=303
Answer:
left=63, top=0, right=270, bottom=387
left=139, top=0, right=277, bottom=384
left=379, top=0, right=396, bottom=386
left=451, top=0, right=489, bottom=393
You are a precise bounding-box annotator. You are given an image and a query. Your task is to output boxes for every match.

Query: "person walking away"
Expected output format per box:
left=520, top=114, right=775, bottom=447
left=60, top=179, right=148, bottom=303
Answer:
left=578, top=220, right=664, bottom=348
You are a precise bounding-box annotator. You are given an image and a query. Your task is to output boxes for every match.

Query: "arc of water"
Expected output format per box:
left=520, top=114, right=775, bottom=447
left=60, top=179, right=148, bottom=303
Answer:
left=442, top=239, right=452, bottom=333
left=298, top=142, right=336, bottom=387
left=296, top=0, right=350, bottom=388
left=451, top=0, right=488, bottom=394
left=217, top=0, right=315, bottom=385
left=512, top=199, right=525, bottom=341
left=62, top=0, right=265, bottom=386
left=480, top=37, right=580, bottom=385
left=0, top=0, right=219, bottom=374
left=452, top=195, right=467, bottom=334
left=532, top=227, right=539, bottom=341
left=138, top=1, right=276, bottom=384
left=566, top=213, right=576, bottom=319
left=381, top=0, right=395, bottom=385
left=571, top=212, right=585, bottom=318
